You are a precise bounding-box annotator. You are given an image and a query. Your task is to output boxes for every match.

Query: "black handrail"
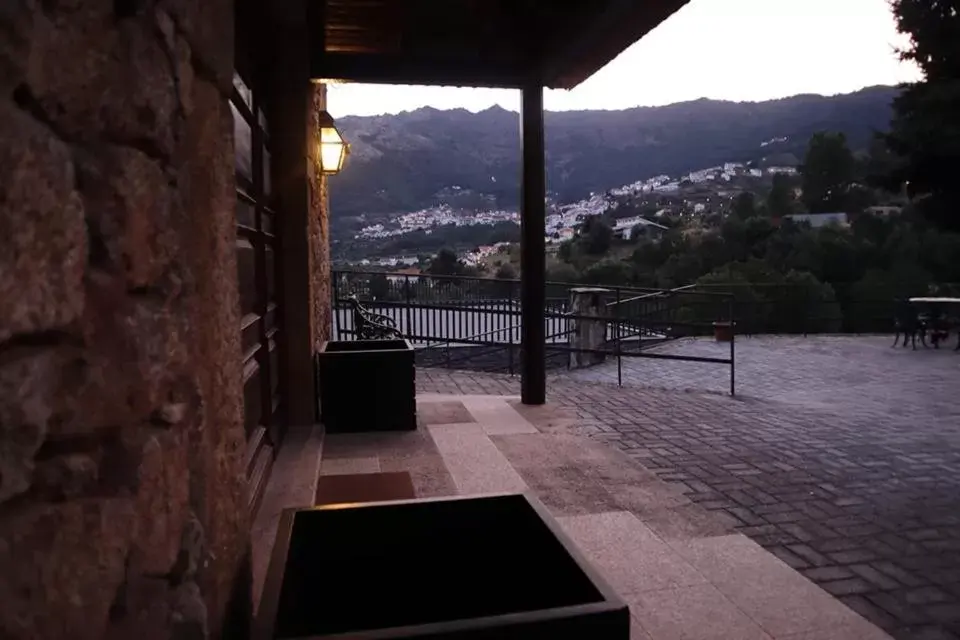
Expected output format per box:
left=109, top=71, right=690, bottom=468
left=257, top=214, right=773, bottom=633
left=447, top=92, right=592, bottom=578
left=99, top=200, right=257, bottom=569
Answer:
left=333, top=270, right=738, bottom=395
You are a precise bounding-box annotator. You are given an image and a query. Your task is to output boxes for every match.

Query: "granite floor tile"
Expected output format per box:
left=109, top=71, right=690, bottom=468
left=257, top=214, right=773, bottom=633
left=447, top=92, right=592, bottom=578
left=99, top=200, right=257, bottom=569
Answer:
left=515, top=464, right=621, bottom=516
left=319, top=456, right=380, bottom=475
left=462, top=396, right=539, bottom=435
left=320, top=432, right=383, bottom=459
left=638, top=504, right=738, bottom=541
left=627, top=584, right=772, bottom=640
left=672, top=534, right=879, bottom=638
left=426, top=423, right=527, bottom=494
left=780, top=622, right=893, bottom=639
left=558, top=511, right=707, bottom=595
left=631, top=618, right=654, bottom=639
left=417, top=400, right=475, bottom=425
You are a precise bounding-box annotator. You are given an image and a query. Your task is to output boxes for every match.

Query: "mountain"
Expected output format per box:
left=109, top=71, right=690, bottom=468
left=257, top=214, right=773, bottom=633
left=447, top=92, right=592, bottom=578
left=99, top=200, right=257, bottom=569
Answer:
left=330, top=85, right=899, bottom=218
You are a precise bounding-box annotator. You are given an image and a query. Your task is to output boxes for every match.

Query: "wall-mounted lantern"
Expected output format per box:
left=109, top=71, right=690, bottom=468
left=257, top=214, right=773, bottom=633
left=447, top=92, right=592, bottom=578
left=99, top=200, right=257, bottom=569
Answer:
left=316, top=110, right=349, bottom=175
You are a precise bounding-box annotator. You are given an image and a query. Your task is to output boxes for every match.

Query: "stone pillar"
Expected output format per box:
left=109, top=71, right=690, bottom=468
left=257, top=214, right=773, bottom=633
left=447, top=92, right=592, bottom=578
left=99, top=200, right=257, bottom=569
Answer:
left=0, top=1, right=249, bottom=639
left=308, top=83, right=333, bottom=350
left=568, top=288, right=610, bottom=369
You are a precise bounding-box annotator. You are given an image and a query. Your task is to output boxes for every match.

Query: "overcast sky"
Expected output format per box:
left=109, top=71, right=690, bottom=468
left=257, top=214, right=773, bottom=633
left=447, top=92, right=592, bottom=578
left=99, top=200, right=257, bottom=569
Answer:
left=327, top=0, right=920, bottom=117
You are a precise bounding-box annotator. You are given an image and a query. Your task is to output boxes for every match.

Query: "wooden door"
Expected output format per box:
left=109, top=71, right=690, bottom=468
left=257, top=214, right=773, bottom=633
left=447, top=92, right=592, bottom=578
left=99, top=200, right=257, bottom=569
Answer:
left=231, top=68, right=285, bottom=518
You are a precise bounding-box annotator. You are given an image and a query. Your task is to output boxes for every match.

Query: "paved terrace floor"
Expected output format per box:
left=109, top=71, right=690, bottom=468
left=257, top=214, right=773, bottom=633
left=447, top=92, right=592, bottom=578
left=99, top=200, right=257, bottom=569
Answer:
left=255, top=391, right=891, bottom=640
left=558, top=335, right=960, bottom=419
left=415, top=335, right=960, bottom=640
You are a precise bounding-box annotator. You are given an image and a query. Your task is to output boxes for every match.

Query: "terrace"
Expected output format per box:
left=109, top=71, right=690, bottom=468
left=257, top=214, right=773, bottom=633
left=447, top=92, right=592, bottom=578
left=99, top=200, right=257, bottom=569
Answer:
left=3, top=0, right=955, bottom=639
left=255, top=339, right=959, bottom=639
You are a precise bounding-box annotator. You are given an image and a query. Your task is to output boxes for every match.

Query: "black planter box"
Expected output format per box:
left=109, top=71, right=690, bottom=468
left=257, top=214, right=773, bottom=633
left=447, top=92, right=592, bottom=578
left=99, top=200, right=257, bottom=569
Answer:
left=317, top=339, right=416, bottom=433
left=255, top=493, right=629, bottom=640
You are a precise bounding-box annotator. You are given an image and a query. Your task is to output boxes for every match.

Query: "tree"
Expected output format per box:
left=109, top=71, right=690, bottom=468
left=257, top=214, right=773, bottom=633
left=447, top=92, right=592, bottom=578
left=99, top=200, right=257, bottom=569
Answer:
left=731, top=192, right=757, bottom=220
left=494, top=263, right=517, bottom=280
left=581, top=259, right=632, bottom=286
left=547, top=263, right=580, bottom=284
left=766, top=173, right=794, bottom=218
left=427, top=248, right=464, bottom=276
left=581, top=216, right=613, bottom=255
left=368, top=273, right=390, bottom=300
left=800, top=132, right=856, bottom=213
left=884, top=0, right=960, bottom=231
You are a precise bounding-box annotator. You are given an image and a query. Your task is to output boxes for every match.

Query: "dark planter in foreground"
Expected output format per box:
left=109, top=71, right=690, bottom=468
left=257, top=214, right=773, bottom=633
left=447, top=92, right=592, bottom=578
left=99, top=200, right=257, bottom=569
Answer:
left=317, top=339, right=416, bottom=432
left=255, top=493, right=629, bottom=640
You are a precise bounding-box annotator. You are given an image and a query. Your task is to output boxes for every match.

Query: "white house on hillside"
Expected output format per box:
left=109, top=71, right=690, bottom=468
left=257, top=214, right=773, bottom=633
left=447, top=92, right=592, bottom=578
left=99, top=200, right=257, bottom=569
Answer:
left=613, top=216, right=668, bottom=240
left=785, top=212, right=849, bottom=228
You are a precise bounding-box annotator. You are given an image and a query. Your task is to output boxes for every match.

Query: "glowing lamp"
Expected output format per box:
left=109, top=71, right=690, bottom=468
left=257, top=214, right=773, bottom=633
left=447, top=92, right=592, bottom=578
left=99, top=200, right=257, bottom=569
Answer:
left=317, top=110, right=349, bottom=175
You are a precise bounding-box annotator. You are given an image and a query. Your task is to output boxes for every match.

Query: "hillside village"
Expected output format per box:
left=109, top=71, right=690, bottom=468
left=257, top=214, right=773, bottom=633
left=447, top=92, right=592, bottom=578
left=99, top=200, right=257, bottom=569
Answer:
left=340, top=160, right=817, bottom=269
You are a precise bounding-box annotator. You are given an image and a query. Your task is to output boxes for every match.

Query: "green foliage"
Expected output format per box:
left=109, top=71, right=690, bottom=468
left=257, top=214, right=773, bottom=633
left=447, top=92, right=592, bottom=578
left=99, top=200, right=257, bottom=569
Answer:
left=494, top=263, right=517, bottom=280
left=885, top=0, right=960, bottom=231
left=731, top=192, right=757, bottom=220
left=693, top=262, right=840, bottom=333
left=369, top=273, right=390, bottom=300
left=581, top=259, right=632, bottom=286
left=427, top=248, right=465, bottom=276
left=766, top=173, right=795, bottom=218
left=546, top=263, right=581, bottom=284
left=537, top=196, right=960, bottom=334
left=801, top=132, right=857, bottom=213
left=580, top=216, right=614, bottom=255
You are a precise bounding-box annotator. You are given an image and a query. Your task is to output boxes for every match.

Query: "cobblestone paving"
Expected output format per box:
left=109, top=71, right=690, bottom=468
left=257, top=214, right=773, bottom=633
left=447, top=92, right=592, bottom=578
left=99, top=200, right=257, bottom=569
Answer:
left=417, top=337, right=960, bottom=640
left=557, top=335, right=960, bottom=417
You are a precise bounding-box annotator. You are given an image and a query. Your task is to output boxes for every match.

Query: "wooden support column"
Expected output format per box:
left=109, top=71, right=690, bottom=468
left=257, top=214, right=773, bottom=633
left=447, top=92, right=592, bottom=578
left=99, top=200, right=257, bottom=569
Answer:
left=268, top=17, right=316, bottom=427
left=520, top=82, right=546, bottom=405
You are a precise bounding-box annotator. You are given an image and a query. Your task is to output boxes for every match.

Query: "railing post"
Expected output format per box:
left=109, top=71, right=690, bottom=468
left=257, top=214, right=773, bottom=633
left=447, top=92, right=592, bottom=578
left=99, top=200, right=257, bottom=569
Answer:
left=333, top=271, right=340, bottom=340
left=729, top=295, right=736, bottom=397
left=508, top=280, right=515, bottom=376
left=405, top=274, right=413, bottom=341
left=616, top=288, right=622, bottom=387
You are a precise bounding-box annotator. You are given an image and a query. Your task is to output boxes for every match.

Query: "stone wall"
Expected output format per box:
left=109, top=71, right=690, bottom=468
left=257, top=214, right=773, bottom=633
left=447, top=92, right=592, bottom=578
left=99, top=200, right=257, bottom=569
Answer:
left=308, top=82, right=332, bottom=349
left=0, top=1, right=249, bottom=639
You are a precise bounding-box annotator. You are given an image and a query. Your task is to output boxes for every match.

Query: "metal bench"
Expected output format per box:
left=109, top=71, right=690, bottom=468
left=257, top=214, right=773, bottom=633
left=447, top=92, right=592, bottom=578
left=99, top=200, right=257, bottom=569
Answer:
left=347, top=294, right=403, bottom=340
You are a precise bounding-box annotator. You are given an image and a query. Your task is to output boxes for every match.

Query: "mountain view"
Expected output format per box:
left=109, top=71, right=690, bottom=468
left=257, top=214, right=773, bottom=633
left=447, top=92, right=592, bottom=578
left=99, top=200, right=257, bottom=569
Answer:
left=330, top=85, right=899, bottom=219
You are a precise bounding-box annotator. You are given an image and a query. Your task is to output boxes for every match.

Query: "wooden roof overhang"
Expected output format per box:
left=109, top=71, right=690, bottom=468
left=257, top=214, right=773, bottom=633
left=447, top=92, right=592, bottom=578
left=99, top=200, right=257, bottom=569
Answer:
left=309, top=0, right=690, bottom=89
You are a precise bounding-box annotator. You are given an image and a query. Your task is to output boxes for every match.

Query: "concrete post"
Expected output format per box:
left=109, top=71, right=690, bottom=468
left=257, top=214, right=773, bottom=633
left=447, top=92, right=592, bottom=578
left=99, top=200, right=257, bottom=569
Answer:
left=568, top=287, right=610, bottom=368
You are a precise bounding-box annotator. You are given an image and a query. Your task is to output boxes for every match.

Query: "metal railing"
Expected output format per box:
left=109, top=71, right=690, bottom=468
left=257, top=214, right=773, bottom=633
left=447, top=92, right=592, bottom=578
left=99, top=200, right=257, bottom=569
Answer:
left=690, top=283, right=960, bottom=335
left=332, top=270, right=737, bottom=395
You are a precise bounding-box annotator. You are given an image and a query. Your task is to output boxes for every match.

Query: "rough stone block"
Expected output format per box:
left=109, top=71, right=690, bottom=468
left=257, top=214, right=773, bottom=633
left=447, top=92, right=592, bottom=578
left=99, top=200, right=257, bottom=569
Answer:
left=0, top=0, right=34, bottom=94
left=0, top=103, right=85, bottom=343
left=48, top=286, right=193, bottom=436
left=77, top=145, right=179, bottom=288
left=26, top=7, right=178, bottom=157
left=128, top=428, right=190, bottom=575
left=0, top=498, right=135, bottom=640
left=104, top=573, right=175, bottom=640
left=159, top=0, right=233, bottom=94
left=0, top=346, right=65, bottom=503
left=32, top=452, right=100, bottom=501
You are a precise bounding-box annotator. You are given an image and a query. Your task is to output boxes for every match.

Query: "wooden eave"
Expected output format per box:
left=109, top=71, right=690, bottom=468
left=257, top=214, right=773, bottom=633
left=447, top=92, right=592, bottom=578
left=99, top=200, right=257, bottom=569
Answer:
left=308, top=0, right=690, bottom=89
